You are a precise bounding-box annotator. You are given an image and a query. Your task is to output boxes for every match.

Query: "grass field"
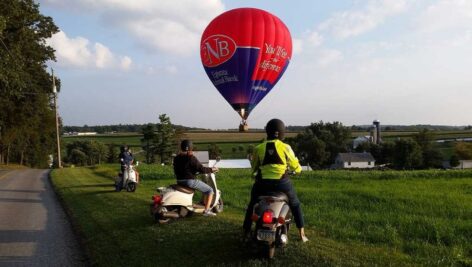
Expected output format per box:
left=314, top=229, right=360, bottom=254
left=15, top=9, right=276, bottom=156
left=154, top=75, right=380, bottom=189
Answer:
left=51, top=165, right=472, bottom=266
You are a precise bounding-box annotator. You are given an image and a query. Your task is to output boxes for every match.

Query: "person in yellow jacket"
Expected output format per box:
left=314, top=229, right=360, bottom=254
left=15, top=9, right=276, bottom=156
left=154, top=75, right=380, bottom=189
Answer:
left=243, top=118, right=309, bottom=242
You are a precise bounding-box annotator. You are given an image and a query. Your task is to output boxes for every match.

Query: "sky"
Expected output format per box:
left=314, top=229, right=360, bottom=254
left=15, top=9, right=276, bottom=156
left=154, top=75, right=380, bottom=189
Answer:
left=37, top=0, right=472, bottom=129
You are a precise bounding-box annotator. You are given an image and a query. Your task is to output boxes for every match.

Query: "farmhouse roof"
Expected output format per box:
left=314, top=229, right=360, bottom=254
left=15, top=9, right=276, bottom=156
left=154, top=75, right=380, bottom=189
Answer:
left=337, top=152, right=375, bottom=162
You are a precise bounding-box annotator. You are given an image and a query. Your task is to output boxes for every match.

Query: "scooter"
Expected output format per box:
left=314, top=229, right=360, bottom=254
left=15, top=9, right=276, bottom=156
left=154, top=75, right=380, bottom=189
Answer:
left=115, top=162, right=139, bottom=192
left=247, top=177, right=294, bottom=258
left=149, top=165, right=223, bottom=224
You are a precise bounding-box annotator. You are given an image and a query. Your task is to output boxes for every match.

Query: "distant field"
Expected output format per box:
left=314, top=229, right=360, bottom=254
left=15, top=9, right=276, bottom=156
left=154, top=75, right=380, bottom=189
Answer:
left=62, top=131, right=299, bottom=145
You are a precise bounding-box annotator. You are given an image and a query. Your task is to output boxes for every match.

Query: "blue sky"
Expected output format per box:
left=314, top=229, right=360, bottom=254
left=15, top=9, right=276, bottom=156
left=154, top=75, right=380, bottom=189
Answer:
left=38, top=0, right=472, bottom=129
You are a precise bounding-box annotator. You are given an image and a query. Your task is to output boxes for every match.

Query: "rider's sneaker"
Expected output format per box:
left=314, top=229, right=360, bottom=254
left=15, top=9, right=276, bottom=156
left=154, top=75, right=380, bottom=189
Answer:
left=301, top=235, right=309, bottom=243
left=203, top=209, right=216, bottom=217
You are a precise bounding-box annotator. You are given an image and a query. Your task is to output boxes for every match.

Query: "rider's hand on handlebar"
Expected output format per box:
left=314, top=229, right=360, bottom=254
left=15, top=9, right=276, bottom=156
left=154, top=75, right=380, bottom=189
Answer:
left=211, top=167, right=219, bottom=173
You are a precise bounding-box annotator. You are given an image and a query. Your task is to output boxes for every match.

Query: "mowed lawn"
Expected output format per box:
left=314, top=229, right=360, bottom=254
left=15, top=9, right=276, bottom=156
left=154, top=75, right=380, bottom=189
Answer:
left=51, top=165, right=472, bottom=266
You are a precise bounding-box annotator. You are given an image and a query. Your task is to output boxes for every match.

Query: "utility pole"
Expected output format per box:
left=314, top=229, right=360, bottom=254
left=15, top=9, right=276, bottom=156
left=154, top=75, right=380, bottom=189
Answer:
left=52, top=69, right=62, bottom=168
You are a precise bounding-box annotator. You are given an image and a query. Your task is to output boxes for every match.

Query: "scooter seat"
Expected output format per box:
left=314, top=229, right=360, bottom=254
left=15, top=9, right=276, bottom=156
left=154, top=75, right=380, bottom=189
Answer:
left=258, top=192, right=288, bottom=202
left=171, top=184, right=195, bottom=194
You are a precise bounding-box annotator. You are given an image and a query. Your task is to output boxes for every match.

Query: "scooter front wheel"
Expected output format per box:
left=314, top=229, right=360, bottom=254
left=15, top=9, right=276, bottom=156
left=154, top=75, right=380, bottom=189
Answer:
left=126, top=182, right=137, bottom=192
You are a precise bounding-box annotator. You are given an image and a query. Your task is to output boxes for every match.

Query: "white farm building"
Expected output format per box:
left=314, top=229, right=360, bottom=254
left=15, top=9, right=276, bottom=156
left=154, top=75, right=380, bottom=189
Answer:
left=331, top=152, right=376, bottom=169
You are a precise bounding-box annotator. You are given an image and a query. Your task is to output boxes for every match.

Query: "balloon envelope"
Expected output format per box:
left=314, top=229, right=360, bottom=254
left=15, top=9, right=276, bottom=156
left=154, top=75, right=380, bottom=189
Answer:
left=200, top=8, right=292, bottom=120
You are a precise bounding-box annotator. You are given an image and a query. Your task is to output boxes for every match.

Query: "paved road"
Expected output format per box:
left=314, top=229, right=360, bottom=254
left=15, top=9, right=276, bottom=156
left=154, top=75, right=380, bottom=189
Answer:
left=0, top=169, right=87, bottom=266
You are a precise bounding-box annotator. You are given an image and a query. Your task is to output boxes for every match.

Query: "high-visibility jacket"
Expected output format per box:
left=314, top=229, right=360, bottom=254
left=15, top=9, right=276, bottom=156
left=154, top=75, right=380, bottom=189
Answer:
left=252, top=139, right=302, bottom=179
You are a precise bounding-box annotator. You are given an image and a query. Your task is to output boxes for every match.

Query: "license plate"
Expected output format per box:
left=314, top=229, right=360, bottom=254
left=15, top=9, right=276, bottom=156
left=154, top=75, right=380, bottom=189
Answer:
left=257, top=229, right=275, bottom=242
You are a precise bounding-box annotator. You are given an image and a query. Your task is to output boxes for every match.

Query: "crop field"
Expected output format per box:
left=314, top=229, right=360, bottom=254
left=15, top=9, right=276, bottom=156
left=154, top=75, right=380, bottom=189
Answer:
left=63, top=130, right=472, bottom=145
left=51, top=165, right=471, bottom=266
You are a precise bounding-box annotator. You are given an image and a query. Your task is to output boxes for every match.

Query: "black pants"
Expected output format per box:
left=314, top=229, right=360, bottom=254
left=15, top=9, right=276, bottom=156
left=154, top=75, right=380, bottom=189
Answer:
left=243, top=178, right=305, bottom=231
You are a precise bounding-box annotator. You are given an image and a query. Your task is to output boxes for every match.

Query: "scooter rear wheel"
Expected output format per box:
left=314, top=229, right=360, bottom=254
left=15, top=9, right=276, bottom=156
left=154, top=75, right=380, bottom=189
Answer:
left=266, top=242, right=276, bottom=259
left=155, top=213, right=171, bottom=224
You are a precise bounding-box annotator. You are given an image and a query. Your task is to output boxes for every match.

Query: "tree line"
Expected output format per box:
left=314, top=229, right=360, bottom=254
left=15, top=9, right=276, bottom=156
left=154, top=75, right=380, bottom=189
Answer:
left=63, top=118, right=472, bottom=169
left=63, top=123, right=205, bottom=134
left=0, top=0, right=59, bottom=167
left=64, top=114, right=183, bottom=166
left=286, top=121, right=472, bottom=170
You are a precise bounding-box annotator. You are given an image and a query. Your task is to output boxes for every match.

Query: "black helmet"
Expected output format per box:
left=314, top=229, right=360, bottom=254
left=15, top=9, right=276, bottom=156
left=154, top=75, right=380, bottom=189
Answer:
left=265, top=118, right=285, bottom=140
left=180, top=140, right=193, bottom=152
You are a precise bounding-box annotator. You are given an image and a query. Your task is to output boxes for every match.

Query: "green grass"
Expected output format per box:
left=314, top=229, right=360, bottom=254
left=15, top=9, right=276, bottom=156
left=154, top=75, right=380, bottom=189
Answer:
left=51, top=165, right=472, bottom=266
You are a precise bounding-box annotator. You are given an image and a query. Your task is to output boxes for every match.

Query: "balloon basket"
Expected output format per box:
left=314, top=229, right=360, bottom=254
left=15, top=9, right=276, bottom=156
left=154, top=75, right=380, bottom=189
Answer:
left=239, top=122, right=249, bottom=132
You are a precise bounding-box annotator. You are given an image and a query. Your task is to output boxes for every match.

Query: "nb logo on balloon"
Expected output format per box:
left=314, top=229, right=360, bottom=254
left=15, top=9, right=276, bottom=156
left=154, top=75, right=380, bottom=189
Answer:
left=201, top=34, right=236, bottom=67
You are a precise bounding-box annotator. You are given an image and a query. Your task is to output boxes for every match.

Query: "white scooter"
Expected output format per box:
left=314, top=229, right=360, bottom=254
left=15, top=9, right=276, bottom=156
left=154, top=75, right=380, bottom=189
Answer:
left=149, top=163, right=223, bottom=224
left=115, top=162, right=139, bottom=192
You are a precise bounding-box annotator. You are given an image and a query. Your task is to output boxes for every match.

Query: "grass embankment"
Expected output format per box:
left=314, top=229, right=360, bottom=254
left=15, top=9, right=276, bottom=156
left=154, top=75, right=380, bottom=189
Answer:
left=51, top=165, right=472, bottom=266
left=0, top=164, right=29, bottom=170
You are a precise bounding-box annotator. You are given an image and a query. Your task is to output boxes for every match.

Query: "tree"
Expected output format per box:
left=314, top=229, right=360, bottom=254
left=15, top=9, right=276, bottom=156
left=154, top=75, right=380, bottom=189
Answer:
left=107, top=144, right=118, bottom=164
left=154, top=114, right=175, bottom=164
left=141, top=123, right=156, bottom=164
left=379, top=141, right=396, bottom=165
left=392, top=139, right=423, bottom=169
left=449, top=154, right=460, bottom=168
left=286, top=121, right=351, bottom=168
left=208, top=143, right=221, bottom=159
left=65, top=140, right=108, bottom=166
left=455, top=142, right=472, bottom=160
left=414, top=129, right=443, bottom=168
left=0, top=0, right=59, bottom=167
left=286, top=132, right=328, bottom=169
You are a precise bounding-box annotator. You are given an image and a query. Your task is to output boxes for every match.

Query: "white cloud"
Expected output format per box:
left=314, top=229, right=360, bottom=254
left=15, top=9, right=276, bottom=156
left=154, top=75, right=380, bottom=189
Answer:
left=319, top=0, right=408, bottom=39
left=120, top=56, right=132, bottom=70
left=47, top=31, right=132, bottom=70
left=317, top=49, right=343, bottom=66
left=292, top=38, right=303, bottom=55
left=307, top=31, right=324, bottom=46
left=40, top=0, right=225, bottom=56
left=145, top=65, right=178, bottom=75
left=417, top=0, right=472, bottom=33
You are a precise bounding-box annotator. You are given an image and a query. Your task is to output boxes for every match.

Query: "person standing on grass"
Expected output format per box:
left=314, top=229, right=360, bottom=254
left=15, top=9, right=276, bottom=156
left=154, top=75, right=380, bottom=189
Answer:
left=242, top=118, right=309, bottom=242
left=173, top=140, right=219, bottom=216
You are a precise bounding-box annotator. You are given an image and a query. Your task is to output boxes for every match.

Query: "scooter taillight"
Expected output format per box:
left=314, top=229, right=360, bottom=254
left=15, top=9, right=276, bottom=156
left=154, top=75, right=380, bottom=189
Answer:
left=262, top=210, right=274, bottom=224
left=152, top=195, right=162, bottom=204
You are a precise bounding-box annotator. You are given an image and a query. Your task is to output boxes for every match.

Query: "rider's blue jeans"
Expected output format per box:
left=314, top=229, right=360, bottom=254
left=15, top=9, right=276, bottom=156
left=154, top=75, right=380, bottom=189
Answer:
left=177, top=179, right=214, bottom=195
left=243, top=178, right=305, bottom=231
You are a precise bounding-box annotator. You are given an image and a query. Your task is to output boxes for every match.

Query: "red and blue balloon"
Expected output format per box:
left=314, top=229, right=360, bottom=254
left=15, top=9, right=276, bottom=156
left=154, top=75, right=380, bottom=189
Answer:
left=200, top=8, right=292, bottom=130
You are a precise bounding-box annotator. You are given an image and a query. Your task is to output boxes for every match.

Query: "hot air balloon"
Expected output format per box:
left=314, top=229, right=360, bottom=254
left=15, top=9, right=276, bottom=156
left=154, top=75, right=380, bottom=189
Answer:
left=200, top=8, right=292, bottom=131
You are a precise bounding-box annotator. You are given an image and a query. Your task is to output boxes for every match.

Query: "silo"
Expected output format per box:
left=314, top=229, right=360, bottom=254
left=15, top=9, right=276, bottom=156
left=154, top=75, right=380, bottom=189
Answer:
left=370, top=125, right=377, bottom=144
left=373, top=120, right=381, bottom=144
